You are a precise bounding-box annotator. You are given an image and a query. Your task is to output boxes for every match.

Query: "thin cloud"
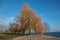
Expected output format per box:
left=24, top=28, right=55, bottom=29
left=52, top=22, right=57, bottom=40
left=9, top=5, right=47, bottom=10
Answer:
left=4, top=17, right=15, bottom=24
left=0, top=17, right=15, bottom=29
left=0, top=17, right=15, bottom=25
left=51, top=26, right=60, bottom=32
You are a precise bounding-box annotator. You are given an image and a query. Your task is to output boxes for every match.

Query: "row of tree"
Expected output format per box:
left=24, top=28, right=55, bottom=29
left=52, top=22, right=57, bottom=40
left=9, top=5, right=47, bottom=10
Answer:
left=9, top=4, right=50, bottom=35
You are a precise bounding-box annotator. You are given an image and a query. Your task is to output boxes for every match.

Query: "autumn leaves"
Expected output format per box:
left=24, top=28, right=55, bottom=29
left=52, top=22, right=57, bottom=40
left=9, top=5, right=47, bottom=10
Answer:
left=9, top=4, right=46, bottom=35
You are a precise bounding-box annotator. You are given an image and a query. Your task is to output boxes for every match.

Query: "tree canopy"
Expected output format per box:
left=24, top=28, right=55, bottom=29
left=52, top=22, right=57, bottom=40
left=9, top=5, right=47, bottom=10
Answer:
left=9, top=3, right=46, bottom=35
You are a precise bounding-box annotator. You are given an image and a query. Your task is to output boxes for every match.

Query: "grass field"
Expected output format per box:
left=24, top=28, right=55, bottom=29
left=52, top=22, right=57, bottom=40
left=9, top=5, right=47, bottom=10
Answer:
left=0, top=33, right=38, bottom=40
left=0, top=33, right=25, bottom=39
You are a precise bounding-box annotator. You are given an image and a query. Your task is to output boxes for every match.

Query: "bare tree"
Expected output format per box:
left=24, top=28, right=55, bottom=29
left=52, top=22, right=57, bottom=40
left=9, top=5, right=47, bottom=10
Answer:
left=9, top=23, right=17, bottom=33
left=43, top=22, right=50, bottom=32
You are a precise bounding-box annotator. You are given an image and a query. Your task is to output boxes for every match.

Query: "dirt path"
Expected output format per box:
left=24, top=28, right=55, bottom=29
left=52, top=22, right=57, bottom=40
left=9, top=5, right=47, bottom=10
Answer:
left=12, top=35, right=60, bottom=40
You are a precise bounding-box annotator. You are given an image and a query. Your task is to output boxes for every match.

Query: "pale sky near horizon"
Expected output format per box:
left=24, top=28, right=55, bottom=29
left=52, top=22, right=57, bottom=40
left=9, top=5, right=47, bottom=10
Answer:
left=0, top=0, right=60, bottom=32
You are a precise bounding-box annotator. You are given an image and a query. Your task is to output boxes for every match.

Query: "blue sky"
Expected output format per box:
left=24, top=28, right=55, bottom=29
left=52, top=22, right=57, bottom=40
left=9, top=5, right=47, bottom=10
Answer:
left=0, top=0, right=60, bottom=32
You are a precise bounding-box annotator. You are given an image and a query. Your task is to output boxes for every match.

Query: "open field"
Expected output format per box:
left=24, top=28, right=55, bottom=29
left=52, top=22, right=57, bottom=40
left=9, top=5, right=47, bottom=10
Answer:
left=0, top=33, right=25, bottom=40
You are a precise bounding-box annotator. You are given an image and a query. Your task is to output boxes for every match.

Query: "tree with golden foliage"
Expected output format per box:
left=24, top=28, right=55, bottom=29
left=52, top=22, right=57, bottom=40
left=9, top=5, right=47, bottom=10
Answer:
left=31, top=15, right=46, bottom=34
left=9, top=22, right=26, bottom=34
left=9, top=3, right=46, bottom=35
left=15, top=4, right=37, bottom=34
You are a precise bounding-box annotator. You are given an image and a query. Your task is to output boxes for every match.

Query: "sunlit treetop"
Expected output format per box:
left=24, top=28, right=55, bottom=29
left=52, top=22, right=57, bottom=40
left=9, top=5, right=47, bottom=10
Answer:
left=22, top=3, right=34, bottom=13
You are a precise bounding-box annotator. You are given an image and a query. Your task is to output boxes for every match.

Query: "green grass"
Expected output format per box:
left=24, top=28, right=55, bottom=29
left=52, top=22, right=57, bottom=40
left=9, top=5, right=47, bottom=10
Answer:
left=0, top=33, right=35, bottom=39
left=0, top=33, right=24, bottom=39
